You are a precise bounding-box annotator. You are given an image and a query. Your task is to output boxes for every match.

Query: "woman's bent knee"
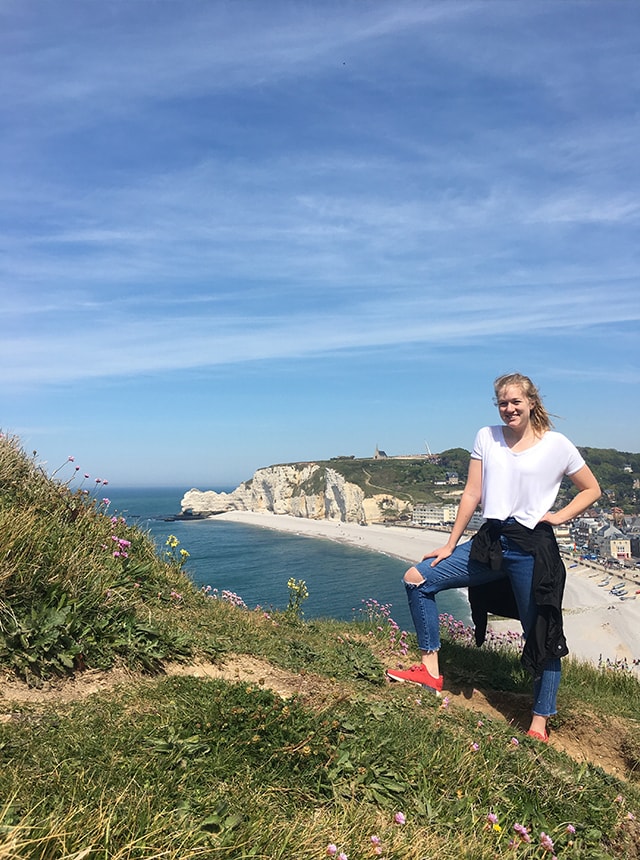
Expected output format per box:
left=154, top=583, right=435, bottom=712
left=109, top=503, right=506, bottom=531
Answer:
left=404, top=566, right=425, bottom=585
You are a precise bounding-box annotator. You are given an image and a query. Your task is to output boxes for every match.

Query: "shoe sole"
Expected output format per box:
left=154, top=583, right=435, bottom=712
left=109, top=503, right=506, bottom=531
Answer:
left=385, top=670, right=442, bottom=694
left=525, top=730, right=549, bottom=743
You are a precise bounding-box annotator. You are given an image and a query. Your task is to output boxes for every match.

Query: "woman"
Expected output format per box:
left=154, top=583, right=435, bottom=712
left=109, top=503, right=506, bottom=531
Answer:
left=386, top=373, right=601, bottom=741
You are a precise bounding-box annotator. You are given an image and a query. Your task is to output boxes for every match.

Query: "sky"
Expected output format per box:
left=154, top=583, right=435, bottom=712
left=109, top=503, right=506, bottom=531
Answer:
left=1, top=1, right=639, bottom=489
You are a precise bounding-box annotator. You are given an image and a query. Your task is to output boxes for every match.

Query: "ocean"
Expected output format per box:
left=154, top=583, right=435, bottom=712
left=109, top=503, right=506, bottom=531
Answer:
left=105, top=487, right=470, bottom=632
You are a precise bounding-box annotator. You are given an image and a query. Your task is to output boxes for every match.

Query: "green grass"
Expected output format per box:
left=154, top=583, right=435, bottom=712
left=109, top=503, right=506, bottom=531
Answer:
left=1, top=670, right=639, bottom=858
left=1, top=432, right=640, bottom=859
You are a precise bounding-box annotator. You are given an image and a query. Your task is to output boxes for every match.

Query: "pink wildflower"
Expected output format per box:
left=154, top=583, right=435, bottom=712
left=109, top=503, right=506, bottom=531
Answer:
left=370, top=836, right=381, bottom=846
left=540, top=832, right=554, bottom=852
left=471, top=742, right=479, bottom=751
left=514, top=823, right=531, bottom=843
left=566, top=824, right=576, bottom=834
left=325, top=846, right=337, bottom=857
left=394, top=812, right=406, bottom=825
left=485, top=812, right=501, bottom=832
left=510, top=737, right=520, bottom=746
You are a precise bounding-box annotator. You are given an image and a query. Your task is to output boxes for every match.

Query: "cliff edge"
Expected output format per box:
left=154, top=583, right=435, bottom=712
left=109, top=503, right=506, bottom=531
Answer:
left=180, top=463, right=411, bottom=524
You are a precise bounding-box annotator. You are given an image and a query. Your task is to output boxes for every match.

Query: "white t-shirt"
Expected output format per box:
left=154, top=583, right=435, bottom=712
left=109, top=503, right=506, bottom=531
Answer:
left=471, top=426, right=586, bottom=529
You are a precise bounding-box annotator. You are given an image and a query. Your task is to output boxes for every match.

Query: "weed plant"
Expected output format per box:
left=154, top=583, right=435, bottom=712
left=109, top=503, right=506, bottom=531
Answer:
left=0, top=435, right=199, bottom=680
left=1, top=432, right=639, bottom=858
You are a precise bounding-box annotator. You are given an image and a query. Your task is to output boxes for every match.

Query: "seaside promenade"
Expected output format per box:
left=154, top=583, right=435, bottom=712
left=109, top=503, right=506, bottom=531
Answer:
left=218, top=510, right=640, bottom=677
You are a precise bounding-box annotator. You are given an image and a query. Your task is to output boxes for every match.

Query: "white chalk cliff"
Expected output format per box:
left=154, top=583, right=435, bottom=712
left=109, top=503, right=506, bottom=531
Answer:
left=180, top=464, right=410, bottom=524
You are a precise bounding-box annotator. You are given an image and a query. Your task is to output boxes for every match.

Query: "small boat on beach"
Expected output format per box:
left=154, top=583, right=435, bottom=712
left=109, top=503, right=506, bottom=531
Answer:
left=598, top=579, right=611, bottom=587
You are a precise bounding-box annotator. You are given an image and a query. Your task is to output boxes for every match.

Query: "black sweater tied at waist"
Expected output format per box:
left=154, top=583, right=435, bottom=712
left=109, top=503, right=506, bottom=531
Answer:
left=468, top=519, right=569, bottom=678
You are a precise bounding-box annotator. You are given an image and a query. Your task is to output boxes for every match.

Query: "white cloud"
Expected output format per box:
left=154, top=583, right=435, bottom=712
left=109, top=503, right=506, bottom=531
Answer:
left=2, top=277, right=638, bottom=389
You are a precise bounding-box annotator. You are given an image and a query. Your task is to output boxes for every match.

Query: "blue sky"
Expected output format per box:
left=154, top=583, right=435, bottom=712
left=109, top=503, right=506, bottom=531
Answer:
left=2, top=1, right=639, bottom=489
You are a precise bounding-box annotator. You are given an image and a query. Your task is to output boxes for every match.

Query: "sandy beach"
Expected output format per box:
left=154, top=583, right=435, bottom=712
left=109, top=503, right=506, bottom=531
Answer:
left=217, top=510, right=640, bottom=676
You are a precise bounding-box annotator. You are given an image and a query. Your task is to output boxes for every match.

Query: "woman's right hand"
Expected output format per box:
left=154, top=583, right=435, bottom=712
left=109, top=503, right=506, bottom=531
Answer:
left=422, top=545, right=454, bottom=567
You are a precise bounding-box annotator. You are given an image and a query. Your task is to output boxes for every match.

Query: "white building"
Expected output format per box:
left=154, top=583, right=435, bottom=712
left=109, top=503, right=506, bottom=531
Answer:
left=412, top=504, right=459, bottom=526
left=610, top=538, right=631, bottom=560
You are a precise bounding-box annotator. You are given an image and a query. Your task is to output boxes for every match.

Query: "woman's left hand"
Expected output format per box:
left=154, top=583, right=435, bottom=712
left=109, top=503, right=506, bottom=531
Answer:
left=538, top=510, right=562, bottom=526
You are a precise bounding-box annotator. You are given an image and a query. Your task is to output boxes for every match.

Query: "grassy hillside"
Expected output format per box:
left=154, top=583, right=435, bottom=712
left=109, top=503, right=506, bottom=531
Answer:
left=1, top=433, right=639, bottom=858
left=577, top=447, right=640, bottom=512
left=301, top=449, right=470, bottom=506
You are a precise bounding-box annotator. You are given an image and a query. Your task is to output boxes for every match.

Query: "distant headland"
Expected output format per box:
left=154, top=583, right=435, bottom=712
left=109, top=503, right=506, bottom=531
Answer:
left=180, top=445, right=640, bottom=528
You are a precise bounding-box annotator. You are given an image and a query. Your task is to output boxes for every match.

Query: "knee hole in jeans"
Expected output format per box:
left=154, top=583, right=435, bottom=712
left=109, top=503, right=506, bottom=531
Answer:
left=403, top=567, right=425, bottom=586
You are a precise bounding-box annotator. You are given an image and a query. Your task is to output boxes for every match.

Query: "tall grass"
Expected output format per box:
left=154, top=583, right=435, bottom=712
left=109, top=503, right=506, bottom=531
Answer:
left=0, top=434, right=199, bottom=681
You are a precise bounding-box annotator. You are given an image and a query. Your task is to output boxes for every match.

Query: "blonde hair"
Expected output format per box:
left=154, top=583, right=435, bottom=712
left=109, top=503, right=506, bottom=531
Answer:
left=493, top=372, right=553, bottom=434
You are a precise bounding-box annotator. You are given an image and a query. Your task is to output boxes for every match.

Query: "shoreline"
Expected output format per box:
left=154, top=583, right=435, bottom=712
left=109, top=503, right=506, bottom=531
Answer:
left=216, top=510, right=640, bottom=676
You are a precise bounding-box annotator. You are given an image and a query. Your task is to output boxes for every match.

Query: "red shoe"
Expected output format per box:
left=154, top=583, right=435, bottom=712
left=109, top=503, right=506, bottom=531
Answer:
left=526, top=729, right=549, bottom=743
left=385, top=664, right=443, bottom=692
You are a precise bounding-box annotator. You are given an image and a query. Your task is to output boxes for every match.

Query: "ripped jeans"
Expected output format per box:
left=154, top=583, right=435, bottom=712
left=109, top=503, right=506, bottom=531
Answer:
left=405, top=535, right=561, bottom=717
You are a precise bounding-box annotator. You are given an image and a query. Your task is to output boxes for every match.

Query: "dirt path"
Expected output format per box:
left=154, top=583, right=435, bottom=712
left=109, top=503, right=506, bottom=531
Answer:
left=0, top=656, right=634, bottom=783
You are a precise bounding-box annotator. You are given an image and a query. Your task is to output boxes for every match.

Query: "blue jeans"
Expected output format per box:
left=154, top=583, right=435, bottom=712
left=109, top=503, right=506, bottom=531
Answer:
left=406, top=535, right=561, bottom=716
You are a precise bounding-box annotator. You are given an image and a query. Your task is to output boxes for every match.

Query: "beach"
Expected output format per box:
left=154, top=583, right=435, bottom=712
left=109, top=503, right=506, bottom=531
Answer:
left=217, top=510, right=640, bottom=676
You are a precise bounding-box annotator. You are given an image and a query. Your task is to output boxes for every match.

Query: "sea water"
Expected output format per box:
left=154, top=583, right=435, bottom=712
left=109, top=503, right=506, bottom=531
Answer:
left=105, top=487, right=470, bottom=632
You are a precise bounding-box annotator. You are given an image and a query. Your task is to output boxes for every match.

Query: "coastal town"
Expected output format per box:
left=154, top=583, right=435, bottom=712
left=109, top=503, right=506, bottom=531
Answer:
left=412, top=502, right=640, bottom=577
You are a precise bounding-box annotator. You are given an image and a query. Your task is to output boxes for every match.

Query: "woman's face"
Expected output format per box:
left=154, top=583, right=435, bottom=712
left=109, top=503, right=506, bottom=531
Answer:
left=496, top=384, right=533, bottom=433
